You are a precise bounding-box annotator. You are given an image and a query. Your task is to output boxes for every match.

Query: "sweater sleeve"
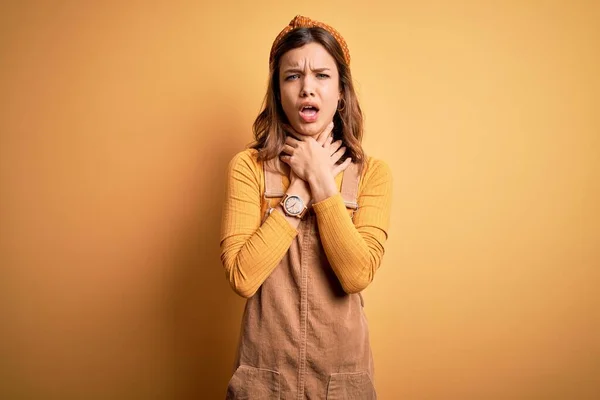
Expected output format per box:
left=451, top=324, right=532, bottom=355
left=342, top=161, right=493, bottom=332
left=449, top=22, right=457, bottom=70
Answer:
left=312, top=159, right=393, bottom=293
left=219, top=150, right=298, bottom=298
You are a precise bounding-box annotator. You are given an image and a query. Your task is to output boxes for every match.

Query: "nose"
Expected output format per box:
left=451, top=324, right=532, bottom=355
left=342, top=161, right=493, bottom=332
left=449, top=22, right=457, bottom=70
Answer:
left=300, top=87, right=314, bottom=97
left=300, top=78, right=315, bottom=97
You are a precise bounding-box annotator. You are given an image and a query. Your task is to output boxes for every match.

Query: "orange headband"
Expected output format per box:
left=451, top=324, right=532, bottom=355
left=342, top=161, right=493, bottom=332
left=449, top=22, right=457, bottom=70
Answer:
left=269, top=15, right=351, bottom=67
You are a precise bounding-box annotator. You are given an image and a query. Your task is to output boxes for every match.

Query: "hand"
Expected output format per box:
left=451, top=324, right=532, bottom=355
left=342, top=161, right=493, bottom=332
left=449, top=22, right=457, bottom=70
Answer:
left=321, top=132, right=353, bottom=177
left=280, top=122, right=353, bottom=203
left=280, top=122, right=351, bottom=182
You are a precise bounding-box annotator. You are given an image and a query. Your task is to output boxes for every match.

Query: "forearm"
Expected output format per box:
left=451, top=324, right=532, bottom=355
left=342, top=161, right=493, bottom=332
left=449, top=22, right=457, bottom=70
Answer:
left=312, top=194, right=385, bottom=293
left=308, top=168, right=338, bottom=203
left=221, top=176, right=312, bottom=298
left=221, top=210, right=297, bottom=298
left=221, top=151, right=310, bottom=298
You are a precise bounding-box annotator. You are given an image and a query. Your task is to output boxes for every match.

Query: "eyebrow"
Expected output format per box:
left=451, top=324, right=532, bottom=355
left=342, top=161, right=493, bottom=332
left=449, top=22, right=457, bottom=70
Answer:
left=282, top=67, right=332, bottom=74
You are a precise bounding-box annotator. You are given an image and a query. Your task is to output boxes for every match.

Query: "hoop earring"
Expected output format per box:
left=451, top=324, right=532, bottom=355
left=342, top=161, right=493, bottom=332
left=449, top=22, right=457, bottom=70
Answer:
left=337, top=98, right=346, bottom=112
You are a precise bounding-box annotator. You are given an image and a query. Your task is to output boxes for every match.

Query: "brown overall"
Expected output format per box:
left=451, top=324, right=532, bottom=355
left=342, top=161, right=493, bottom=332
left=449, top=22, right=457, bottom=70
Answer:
left=226, top=160, right=376, bottom=399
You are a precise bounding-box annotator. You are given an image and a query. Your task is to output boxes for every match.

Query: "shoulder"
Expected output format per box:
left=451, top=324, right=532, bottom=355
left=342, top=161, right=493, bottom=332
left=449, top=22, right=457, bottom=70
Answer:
left=356, top=156, right=392, bottom=194
left=228, top=148, right=260, bottom=172
left=227, top=148, right=262, bottom=181
left=228, top=148, right=259, bottom=167
left=362, top=156, right=392, bottom=181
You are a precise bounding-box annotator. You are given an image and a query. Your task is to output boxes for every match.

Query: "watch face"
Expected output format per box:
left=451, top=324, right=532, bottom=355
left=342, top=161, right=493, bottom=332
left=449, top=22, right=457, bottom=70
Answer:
left=284, top=195, right=304, bottom=215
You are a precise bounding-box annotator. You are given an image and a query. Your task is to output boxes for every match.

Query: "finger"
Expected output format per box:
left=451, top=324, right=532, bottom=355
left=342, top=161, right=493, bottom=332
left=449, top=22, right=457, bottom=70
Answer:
left=282, top=144, right=295, bottom=155
left=285, top=136, right=300, bottom=147
left=332, top=157, right=352, bottom=177
left=282, top=124, right=304, bottom=141
left=328, top=139, right=342, bottom=155
left=331, top=146, right=347, bottom=165
left=317, top=122, right=334, bottom=146
left=325, top=135, right=334, bottom=148
left=318, top=130, right=333, bottom=148
left=280, top=155, right=291, bottom=165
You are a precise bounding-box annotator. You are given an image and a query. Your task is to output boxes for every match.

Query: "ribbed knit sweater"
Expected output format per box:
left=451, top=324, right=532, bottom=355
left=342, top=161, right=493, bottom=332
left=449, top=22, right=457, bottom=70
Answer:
left=220, top=149, right=392, bottom=298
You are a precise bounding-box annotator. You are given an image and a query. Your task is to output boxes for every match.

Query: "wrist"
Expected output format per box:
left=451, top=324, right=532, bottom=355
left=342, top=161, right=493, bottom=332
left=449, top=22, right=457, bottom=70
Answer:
left=287, top=179, right=311, bottom=204
left=308, top=170, right=338, bottom=203
left=279, top=182, right=310, bottom=222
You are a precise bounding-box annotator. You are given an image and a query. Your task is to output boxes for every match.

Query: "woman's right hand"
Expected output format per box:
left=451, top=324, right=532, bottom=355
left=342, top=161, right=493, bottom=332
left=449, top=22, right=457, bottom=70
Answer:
left=288, top=125, right=332, bottom=183
left=284, top=127, right=330, bottom=207
left=280, top=122, right=344, bottom=182
left=281, top=122, right=351, bottom=203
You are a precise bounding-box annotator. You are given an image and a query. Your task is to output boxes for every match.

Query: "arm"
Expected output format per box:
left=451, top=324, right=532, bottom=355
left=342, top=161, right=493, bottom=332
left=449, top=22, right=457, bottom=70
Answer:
left=312, top=159, right=393, bottom=293
left=278, top=124, right=392, bottom=293
left=219, top=150, right=308, bottom=298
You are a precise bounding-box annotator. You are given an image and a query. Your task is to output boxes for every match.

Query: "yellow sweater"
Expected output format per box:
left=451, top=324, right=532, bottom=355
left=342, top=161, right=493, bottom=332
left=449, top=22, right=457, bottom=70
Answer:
left=220, top=149, right=392, bottom=298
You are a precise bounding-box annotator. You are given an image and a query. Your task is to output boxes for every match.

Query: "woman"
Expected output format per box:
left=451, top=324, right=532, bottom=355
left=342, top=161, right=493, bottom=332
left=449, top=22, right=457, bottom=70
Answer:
left=220, top=15, right=392, bottom=399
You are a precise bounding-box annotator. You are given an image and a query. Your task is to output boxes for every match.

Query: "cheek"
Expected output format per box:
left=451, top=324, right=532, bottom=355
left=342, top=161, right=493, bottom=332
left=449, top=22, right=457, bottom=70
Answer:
left=281, top=96, right=296, bottom=120
left=322, top=84, right=340, bottom=107
left=283, top=91, right=295, bottom=108
left=321, top=91, right=339, bottom=117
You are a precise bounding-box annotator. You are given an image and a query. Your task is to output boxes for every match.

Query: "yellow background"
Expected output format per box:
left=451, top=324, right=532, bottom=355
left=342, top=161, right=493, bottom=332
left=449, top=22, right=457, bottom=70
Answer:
left=1, top=1, right=599, bottom=399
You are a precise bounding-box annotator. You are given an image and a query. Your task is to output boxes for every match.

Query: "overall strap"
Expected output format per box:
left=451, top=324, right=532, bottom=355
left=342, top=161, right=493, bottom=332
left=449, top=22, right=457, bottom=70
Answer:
left=340, top=162, right=360, bottom=210
left=263, top=158, right=284, bottom=198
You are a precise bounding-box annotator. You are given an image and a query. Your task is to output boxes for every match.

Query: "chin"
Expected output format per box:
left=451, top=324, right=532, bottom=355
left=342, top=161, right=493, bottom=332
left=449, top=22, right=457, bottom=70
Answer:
left=299, top=127, right=321, bottom=137
left=294, top=120, right=329, bottom=137
left=289, top=123, right=315, bottom=137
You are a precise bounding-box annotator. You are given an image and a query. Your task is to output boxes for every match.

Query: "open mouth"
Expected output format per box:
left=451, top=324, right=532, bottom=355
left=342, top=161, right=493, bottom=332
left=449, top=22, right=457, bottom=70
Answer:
left=299, top=105, right=320, bottom=122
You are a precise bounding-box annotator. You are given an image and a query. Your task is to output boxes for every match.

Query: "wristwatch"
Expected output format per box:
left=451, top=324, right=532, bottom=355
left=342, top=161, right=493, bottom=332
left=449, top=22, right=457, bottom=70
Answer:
left=280, top=194, right=308, bottom=219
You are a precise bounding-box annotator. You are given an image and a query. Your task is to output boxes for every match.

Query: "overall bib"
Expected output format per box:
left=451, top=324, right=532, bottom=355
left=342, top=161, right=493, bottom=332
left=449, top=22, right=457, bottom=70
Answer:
left=226, top=160, right=376, bottom=399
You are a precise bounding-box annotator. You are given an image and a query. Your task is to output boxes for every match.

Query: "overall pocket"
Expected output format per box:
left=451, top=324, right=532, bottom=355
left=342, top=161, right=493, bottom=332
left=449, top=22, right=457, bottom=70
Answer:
left=326, top=371, right=376, bottom=400
left=226, top=365, right=280, bottom=399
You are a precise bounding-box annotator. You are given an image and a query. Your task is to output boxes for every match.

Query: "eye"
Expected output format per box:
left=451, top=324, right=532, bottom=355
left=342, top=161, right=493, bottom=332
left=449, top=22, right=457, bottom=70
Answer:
left=285, top=74, right=300, bottom=81
left=317, top=73, right=330, bottom=79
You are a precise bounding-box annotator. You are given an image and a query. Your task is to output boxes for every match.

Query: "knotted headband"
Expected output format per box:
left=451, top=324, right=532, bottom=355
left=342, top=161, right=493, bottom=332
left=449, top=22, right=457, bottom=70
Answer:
left=269, top=15, right=351, bottom=67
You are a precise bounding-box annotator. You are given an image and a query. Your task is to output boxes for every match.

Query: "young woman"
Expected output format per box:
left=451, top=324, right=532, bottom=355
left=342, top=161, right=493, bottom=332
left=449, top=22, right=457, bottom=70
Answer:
left=220, top=15, right=392, bottom=399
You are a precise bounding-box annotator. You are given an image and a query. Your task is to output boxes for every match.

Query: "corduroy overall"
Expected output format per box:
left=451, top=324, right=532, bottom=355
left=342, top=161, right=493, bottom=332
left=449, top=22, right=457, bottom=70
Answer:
left=226, top=160, right=376, bottom=399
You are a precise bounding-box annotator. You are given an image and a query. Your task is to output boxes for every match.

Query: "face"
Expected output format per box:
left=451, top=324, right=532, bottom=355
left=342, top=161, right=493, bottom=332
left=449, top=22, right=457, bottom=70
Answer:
left=278, top=42, right=341, bottom=137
